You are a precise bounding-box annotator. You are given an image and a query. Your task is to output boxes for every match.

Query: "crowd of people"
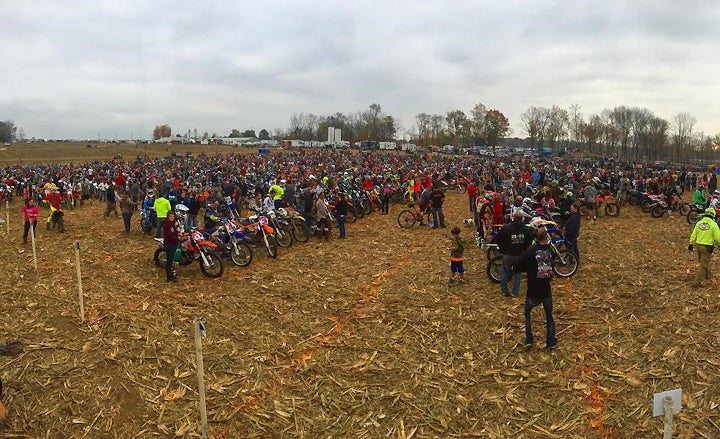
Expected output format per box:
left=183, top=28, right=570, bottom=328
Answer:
left=2, top=148, right=715, bottom=346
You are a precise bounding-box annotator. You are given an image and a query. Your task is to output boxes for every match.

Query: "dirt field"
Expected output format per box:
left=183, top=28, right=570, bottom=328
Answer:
left=0, top=142, right=258, bottom=165
left=0, top=189, right=717, bottom=438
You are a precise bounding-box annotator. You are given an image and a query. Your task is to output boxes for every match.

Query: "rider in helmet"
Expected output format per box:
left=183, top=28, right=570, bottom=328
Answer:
left=710, top=190, right=720, bottom=210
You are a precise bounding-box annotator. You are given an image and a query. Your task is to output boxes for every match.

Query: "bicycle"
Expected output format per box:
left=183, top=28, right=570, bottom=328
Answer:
left=397, top=202, right=432, bottom=228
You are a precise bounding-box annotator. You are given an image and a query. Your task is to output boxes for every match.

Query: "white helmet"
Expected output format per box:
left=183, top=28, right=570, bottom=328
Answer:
left=277, top=208, right=287, bottom=216
left=175, top=203, right=189, bottom=220
left=529, top=217, right=546, bottom=228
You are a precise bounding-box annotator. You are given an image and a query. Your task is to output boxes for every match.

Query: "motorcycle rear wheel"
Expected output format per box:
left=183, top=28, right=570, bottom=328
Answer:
left=291, top=218, right=309, bottom=243
left=651, top=204, right=665, bottom=218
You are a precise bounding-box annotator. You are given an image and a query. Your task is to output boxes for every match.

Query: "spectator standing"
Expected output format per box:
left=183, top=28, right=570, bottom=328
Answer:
left=119, top=194, right=136, bottom=234
left=22, top=199, right=39, bottom=244
left=688, top=208, right=720, bottom=287
left=103, top=183, right=118, bottom=218
left=162, top=211, right=180, bottom=282
left=467, top=179, right=477, bottom=213
left=564, top=204, right=581, bottom=260
left=495, top=210, right=534, bottom=298
left=314, top=191, right=331, bottom=241
left=519, top=229, right=557, bottom=349
left=583, top=182, right=598, bottom=221
left=448, top=226, right=465, bottom=284
left=153, top=192, right=172, bottom=239
left=335, top=192, right=349, bottom=239
left=430, top=185, right=446, bottom=229
left=187, top=191, right=201, bottom=229
left=380, top=181, right=390, bottom=215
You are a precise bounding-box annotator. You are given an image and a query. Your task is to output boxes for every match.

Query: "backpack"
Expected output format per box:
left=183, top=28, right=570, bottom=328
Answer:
left=535, top=247, right=553, bottom=279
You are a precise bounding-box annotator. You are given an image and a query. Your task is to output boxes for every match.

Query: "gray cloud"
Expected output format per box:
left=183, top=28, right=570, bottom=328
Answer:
left=1, top=0, right=719, bottom=139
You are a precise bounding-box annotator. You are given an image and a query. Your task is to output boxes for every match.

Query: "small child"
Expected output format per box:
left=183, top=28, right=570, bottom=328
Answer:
left=448, top=226, right=465, bottom=284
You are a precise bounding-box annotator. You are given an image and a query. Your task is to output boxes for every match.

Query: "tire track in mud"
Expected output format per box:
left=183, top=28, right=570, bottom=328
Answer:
left=232, top=215, right=434, bottom=415
left=565, top=210, right=694, bottom=438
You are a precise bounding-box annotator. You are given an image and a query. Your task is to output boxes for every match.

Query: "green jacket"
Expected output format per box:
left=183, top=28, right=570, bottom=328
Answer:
left=694, top=189, right=707, bottom=206
left=689, top=216, right=720, bottom=247
left=153, top=196, right=172, bottom=219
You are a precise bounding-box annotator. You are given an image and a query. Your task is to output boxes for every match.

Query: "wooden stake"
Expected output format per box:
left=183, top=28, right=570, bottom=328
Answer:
left=663, top=396, right=673, bottom=439
left=194, top=317, right=209, bottom=439
left=29, top=221, right=37, bottom=270
left=74, top=241, right=85, bottom=322
left=5, top=200, right=9, bottom=237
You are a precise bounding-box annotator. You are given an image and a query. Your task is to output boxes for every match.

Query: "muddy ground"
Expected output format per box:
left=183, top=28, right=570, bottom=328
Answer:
left=0, top=192, right=717, bottom=438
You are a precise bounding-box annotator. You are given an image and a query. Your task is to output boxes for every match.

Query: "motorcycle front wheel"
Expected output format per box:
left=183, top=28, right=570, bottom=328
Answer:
left=553, top=250, right=579, bottom=277
left=229, top=242, right=253, bottom=267
left=486, top=255, right=502, bottom=283
left=274, top=226, right=294, bottom=248
left=264, top=234, right=278, bottom=258
left=199, top=252, right=224, bottom=278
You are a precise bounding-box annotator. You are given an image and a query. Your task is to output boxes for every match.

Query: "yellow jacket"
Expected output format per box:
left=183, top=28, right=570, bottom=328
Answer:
left=689, top=216, right=720, bottom=246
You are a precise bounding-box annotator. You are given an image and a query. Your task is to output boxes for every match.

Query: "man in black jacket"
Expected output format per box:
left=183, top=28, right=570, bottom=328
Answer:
left=335, top=192, right=349, bottom=239
left=519, top=229, right=557, bottom=349
left=495, top=210, right=534, bottom=297
left=564, top=204, right=580, bottom=261
left=430, top=185, right=446, bottom=229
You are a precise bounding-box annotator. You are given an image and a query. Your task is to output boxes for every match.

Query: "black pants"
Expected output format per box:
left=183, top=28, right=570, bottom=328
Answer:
left=23, top=221, right=37, bottom=242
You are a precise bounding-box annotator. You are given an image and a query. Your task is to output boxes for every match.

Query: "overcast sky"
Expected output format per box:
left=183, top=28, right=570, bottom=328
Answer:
left=2, top=0, right=719, bottom=140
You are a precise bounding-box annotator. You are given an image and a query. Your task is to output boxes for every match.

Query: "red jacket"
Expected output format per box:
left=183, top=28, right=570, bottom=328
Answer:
left=46, top=192, right=62, bottom=210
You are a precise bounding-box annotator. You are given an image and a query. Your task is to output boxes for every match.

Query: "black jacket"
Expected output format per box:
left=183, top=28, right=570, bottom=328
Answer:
left=495, top=220, right=533, bottom=256
left=564, top=212, right=580, bottom=239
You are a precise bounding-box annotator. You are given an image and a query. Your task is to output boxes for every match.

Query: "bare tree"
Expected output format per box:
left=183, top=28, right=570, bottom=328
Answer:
left=672, top=112, right=696, bottom=164
left=430, top=114, right=444, bottom=144
left=415, top=113, right=431, bottom=147
left=520, top=106, right=550, bottom=151
left=569, top=104, right=583, bottom=144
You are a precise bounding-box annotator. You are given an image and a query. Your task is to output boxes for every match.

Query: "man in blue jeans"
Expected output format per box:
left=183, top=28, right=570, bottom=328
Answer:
left=495, top=210, right=533, bottom=297
left=519, top=229, right=557, bottom=349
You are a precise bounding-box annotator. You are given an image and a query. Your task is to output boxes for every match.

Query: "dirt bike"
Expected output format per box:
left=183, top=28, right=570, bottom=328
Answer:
left=238, top=214, right=278, bottom=258
left=266, top=209, right=294, bottom=248
left=440, top=177, right=468, bottom=193
left=650, top=193, right=686, bottom=218
left=139, top=206, right=156, bottom=235
left=686, top=204, right=709, bottom=224
left=487, top=234, right=578, bottom=282
left=154, top=229, right=224, bottom=278
left=279, top=208, right=310, bottom=243
left=213, top=219, right=254, bottom=267
left=579, top=191, right=619, bottom=217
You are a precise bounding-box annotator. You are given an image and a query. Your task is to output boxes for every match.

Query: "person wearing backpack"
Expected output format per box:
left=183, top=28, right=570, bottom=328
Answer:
left=518, top=229, right=557, bottom=350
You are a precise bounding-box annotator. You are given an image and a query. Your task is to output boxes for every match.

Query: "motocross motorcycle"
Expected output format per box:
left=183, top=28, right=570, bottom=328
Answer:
left=154, top=229, right=224, bottom=278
